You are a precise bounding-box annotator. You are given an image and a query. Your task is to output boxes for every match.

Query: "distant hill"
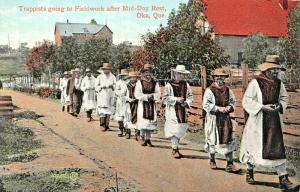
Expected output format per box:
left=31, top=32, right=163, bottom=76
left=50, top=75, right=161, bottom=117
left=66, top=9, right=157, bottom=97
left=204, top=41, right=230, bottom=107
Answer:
left=0, top=57, right=28, bottom=75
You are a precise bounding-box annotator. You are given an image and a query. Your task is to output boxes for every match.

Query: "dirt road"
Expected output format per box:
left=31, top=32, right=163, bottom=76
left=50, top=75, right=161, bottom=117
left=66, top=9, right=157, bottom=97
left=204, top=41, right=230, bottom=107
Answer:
left=1, top=89, right=298, bottom=192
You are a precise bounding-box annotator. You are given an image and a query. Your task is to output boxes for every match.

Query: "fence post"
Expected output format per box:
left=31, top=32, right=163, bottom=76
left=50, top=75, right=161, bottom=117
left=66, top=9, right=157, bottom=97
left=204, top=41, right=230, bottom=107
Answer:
left=200, top=66, right=207, bottom=127
left=241, top=64, right=249, bottom=123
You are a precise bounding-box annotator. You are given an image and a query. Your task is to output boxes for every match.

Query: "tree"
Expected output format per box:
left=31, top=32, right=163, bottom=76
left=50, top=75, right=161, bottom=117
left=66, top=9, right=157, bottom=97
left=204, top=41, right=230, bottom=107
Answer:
left=137, top=0, right=229, bottom=79
left=26, top=40, right=56, bottom=77
left=243, top=33, right=276, bottom=68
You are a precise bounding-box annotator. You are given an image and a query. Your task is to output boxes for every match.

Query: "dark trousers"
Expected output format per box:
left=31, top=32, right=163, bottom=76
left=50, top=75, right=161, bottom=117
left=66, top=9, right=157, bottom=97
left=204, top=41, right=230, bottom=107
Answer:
left=86, top=110, right=92, bottom=118
left=73, top=90, right=83, bottom=115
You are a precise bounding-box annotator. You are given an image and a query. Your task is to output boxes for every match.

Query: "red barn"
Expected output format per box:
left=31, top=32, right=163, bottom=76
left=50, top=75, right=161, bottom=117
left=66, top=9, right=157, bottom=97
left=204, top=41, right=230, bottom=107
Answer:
left=203, top=0, right=298, bottom=65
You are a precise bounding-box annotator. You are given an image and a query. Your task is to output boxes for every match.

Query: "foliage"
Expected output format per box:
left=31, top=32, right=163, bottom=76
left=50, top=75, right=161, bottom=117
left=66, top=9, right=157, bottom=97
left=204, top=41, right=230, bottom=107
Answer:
left=26, top=40, right=56, bottom=77
left=136, top=0, right=229, bottom=78
left=242, top=33, right=276, bottom=68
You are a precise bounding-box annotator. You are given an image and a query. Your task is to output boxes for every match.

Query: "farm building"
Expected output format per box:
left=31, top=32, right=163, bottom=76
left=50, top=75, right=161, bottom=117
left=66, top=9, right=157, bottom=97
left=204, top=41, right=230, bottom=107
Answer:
left=203, top=0, right=298, bottom=66
left=54, top=19, right=113, bottom=46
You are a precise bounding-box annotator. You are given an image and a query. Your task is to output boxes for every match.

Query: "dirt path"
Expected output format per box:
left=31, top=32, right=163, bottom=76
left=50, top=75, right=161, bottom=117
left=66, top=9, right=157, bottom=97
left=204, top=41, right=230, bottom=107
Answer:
left=1, top=89, right=299, bottom=192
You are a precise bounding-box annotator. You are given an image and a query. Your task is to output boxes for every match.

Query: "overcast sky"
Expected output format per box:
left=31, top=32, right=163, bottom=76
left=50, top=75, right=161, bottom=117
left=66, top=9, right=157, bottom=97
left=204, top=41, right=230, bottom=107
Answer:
left=0, top=0, right=187, bottom=48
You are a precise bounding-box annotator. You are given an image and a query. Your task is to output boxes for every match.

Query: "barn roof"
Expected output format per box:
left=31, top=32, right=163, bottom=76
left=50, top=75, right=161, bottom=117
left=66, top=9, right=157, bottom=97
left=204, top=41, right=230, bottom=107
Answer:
left=55, top=22, right=106, bottom=36
left=204, top=0, right=298, bottom=37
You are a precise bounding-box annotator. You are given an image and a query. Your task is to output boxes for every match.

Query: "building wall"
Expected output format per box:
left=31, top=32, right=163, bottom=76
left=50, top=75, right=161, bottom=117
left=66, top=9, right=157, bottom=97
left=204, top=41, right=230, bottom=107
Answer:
left=94, top=26, right=113, bottom=44
left=216, top=35, right=279, bottom=66
left=55, top=29, right=62, bottom=46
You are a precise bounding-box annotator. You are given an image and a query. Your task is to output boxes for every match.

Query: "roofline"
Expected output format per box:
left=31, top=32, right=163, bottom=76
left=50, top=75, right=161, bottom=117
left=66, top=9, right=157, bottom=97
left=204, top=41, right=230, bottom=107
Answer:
left=214, top=33, right=288, bottom=38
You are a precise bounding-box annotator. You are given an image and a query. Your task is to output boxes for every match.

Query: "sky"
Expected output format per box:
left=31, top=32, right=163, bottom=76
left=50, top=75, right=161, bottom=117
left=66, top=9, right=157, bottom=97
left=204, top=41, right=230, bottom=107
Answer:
left=0, top=0, right=187, bottom=48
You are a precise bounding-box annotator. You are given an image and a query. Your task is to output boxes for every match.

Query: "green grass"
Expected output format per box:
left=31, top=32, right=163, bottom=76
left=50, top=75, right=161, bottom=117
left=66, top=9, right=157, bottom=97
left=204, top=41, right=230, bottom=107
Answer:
left=0, top=118, right=41, bottom=165
left=1, top=168, right=85, bottom=192
left=0, top=57, right=28, bottom=75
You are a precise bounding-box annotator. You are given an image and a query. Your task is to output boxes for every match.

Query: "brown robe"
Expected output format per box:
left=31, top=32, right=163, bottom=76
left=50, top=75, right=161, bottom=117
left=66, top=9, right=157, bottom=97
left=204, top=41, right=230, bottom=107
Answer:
left=141, top=78, right=156, bottom=120
left=210, top=85, right=233, bottom=144
left=256, top=74, right=286, bottom=160
left=127, top=82, right=138, bottom=124
left=170, top=80, right=187, bottom=123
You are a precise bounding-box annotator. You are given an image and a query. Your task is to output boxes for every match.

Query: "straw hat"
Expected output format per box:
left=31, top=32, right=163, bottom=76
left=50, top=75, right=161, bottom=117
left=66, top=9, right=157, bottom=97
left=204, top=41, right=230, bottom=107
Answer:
left=128, top=71, right=140, bottom=77
left=73, top=68, right=80, bottom=72
left=63, top=71, right=69, bottom=75
left=212, top=68, right=229, bottom=77
left=258, top=55, right=283, bottom=72
left=171, top=65, right=190, bottom=74
left=102, top=63, right=111, bottom=70
left=143, top=63, right=152, bottom=71
left=85, top=68, right=91, bottom=72
left=118, top=69, right=129, bottom=76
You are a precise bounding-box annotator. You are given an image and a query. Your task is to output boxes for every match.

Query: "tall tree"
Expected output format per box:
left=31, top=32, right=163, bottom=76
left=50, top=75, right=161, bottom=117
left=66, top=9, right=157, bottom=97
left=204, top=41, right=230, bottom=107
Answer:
left=138, top=0, right=229, bottom=78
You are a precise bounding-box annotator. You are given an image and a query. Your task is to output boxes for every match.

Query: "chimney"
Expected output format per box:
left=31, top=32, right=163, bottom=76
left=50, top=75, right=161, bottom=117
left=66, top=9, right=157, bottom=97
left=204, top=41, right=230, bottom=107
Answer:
left=279, top=0, right=288, bottom=10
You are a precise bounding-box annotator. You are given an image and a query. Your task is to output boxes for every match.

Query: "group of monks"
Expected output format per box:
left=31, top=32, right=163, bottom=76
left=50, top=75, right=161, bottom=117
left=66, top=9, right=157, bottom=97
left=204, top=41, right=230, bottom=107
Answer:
left=59, top=55, right=299, bottom=191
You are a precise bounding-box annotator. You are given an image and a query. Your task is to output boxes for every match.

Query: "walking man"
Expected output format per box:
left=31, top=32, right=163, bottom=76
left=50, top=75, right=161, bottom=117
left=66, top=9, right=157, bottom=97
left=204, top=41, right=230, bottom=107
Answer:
left=67, top=69, right=76, bottom=115
left=135, top=64, right=160, bottom=147
left=59, top=71, right=71, bottom=112
left=115, top=69, right=129, bottom=137
left=80, top=68, right=96, bottom=122
left=95, top=63, right=116, bottom=132
left=203, top=68, right=241, bottom=173
left=73, top=68, right=83, bottom=117
left=124, top=71, right=140, bottom=140
left=239, top=55, right=299, bottom=190
left=163, top=65, right=193, bottom=159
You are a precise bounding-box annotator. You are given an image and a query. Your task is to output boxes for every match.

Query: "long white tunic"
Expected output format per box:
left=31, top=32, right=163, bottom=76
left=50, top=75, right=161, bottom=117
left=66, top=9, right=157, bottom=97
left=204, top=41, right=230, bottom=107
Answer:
left=239, top=79, right=288, bottom=167
left=74, top=77, right=82, bottom=90
left=59, top=77, right=71, bottom=107
left=135, top=80, right=160, bottom=131
left=163, top=82, right=193, bottom=139
left=114, top=79, right=128, bottom=121
left=80, top=75, right=96, bottom=111
left=203, top=87, right=236, bottom=155
left=95, top=73, right=116, bottom=116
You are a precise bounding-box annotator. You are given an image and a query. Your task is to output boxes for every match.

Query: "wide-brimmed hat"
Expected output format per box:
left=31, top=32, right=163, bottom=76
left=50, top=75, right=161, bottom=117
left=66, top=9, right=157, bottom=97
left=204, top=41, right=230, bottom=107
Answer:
left=73, top=68, right=80, bottom=72
left=118, top=69, right=129, bottom=76
left=102, top=63, right=111, bottom=70
left=171, top=65, right=190, bottom=74
left=128, top=71, right=140, bottom=77
left=143, top=63, right=152, bottom=71
left=85, top=68, right=91, bottom=72
left=258, top=55, right=284, bottom=72
left=212, top=68, right=229, bottom=77
left=63, top=71, right=69, bottom=75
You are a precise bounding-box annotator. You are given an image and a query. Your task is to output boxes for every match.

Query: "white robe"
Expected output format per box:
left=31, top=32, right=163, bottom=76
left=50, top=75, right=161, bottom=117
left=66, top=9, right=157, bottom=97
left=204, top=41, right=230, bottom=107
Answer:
left=203, top=87, right=236, bottom=155
left=59, top=77, right=71, bottom=107
left=163, top=82, right=193, bottom=139
left=239, top=79, right=288, bottom=167
left=135, top=80, right=160, bottom=131
left=95, top=73, right=116, bottom=116
left=114, top=79, right=128, bottom=121
left=80, top=75, right=96, bottom=111
left=124, top=86, right=137, bottom=130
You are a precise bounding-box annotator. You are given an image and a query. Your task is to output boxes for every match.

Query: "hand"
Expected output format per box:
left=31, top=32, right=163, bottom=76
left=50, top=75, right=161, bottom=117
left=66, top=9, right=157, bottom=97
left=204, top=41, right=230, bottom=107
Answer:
left=177, top=97, right=185, bottom=103
left=148, top=94, right=154, bottom=99
left=225, top=106, right=232, bottom=113
left=262, top=104, right=276, bottom=112
left=217, top=107, right=227, bottom=113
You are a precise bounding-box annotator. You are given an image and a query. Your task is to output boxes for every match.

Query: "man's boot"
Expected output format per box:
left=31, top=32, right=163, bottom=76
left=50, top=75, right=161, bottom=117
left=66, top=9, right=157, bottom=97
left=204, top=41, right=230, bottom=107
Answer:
left=118, top=121, right=124, bottom=137
left=146, top=139, right=154, bottom=147
left=104, top=115, right=111, bottom=131
left=246, top=169, right=255, bottom=184
left=62, top=106, right=65, bottom=112
left=67, top=106, right=70, bottom=113
left=100, top=117, right=106, bottom=131
left=135, top=129, right=140, bottom=141
left=209, top=154, right=217, bottom=169
left=126, top=129, right=131, bottom=139
left=279, top=175, right=299, bottom=190
left=172, top=148, right=181, bottom=159
left=225, top=161, right=241, bottom=174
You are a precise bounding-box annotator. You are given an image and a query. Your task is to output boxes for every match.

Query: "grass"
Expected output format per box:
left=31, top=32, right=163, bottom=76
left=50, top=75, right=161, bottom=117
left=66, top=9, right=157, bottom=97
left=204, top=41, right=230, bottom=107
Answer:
left=0, top=118, right=41, bottom=165
left=1, top=168, right=86, bottom=192
left=0, top=57, right=27, bottom=75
